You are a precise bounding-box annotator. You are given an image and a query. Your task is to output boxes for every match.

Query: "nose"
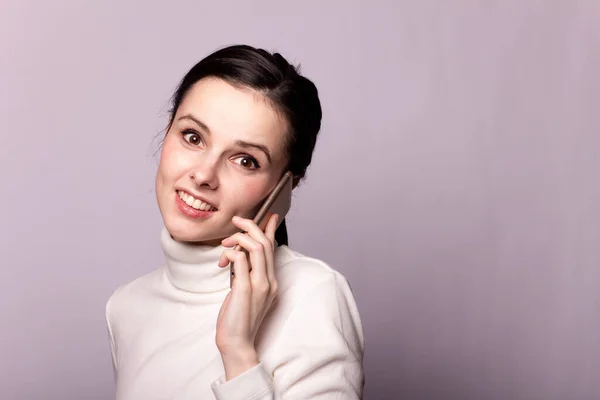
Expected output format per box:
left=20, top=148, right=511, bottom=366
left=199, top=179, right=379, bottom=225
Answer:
left=189, top=157, right=220, bottom=190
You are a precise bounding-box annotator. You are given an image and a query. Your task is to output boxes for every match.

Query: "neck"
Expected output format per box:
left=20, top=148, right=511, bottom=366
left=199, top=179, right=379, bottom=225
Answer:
left=160, top=226, right=231, bottom=293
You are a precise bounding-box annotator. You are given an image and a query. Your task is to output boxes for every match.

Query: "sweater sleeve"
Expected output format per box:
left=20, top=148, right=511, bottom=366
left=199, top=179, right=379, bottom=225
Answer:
left=211, top=363, right=274, bottom=400
left=105, top=291, right=119, bottom=379
left=211, top=271, right=365, bottom=399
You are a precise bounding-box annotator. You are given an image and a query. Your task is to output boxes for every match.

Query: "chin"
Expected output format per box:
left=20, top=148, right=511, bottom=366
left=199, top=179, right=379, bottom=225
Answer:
left=163, top=218, right=209, bottom=243
left=163, top=210, right=236, bottom=245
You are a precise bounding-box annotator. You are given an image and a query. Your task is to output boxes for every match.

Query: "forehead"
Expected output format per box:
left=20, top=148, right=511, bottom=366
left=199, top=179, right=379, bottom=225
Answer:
left=176, top=78, right=288, bottom=153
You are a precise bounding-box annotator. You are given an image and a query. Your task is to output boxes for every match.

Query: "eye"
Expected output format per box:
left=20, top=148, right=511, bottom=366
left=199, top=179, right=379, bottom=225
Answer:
left=182, top=129, right=203, bottom=146
left=234, top=156, right=260, bottom=170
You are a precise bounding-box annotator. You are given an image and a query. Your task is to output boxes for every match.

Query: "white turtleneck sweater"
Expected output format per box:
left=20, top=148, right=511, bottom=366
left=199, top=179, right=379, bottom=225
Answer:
left=105, top=227, right=364, bottom=399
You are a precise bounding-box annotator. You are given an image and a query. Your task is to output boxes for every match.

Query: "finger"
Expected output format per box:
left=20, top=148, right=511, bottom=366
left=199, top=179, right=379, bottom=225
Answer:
left=230, top=215, right=275, bottom=258
left=263, top=214, right=278, bottom=286
left=221, top=232, right=247, bottom=248
left=231, top=216, right=273, bottom=246
left=224, top=219, right=278, bottom=325
left=222, top=232, right=269, bottom=284
left=219, top=230, right=239, bottom=248
left=221, top=232, right=267, bottom=254
left=218, top=244, right=240, bottom=268
left=264, top=213, right=278, bottom=245
left=220, top=249, right=251, bottom=294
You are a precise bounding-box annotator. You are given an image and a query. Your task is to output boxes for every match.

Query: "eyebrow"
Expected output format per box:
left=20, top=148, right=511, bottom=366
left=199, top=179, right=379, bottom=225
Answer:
left=178, top=114, right=272, bottom=164
left=178, top=114, right=211, bottom=133
left=235, top=140, right=272, bottom=164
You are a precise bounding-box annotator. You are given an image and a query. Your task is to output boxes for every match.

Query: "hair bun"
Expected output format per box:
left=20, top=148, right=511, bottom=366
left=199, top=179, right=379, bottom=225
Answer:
left=272, top=52, right=297, bottom=76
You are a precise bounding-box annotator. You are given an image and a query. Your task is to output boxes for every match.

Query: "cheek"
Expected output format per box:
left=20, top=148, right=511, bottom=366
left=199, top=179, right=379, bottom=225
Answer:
left=157, top=138, right=188, bottom=185
left=227, top=180, right=269, bottom=217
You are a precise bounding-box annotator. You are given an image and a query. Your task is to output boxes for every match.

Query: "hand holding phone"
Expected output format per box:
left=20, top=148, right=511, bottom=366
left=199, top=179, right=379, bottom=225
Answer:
left=215, top=171, right=293, bottom=374
left=229, top=171, right=293, bottom=287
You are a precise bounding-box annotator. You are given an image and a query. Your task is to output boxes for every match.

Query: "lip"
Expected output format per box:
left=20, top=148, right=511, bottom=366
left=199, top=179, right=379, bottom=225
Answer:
left=175, top=192, right=217, bottom=219
left=176, top=189, right=218, bottom=210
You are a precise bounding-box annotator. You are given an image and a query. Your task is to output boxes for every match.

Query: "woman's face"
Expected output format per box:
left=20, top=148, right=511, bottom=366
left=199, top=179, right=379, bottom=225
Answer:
left=156, top=77, right=289, bottom=244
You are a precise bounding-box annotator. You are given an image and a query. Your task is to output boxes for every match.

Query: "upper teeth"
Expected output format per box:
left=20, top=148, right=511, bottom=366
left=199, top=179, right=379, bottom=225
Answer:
left=178, top=191, right=216, bottom=211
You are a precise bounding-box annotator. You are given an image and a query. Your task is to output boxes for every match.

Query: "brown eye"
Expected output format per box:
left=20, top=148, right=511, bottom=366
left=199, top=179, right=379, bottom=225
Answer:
left=235, top=156, right=260, bottom=170
left=182, top=130, right=203, bottom=146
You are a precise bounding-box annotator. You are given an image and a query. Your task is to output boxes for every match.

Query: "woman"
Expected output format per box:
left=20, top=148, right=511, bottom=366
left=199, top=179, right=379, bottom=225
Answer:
left=106, top=45, right=365, bottom=399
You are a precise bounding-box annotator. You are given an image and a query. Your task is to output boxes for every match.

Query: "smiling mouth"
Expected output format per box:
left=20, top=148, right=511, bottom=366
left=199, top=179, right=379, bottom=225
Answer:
left=177, top=190, right=217, bottom=211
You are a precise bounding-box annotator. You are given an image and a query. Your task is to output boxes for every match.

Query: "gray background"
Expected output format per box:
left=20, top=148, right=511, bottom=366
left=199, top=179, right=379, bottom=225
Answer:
left=1, top=1, right=599, bottom=399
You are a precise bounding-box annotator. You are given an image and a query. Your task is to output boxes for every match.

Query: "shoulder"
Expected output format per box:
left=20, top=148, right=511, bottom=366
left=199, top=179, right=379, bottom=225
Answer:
left=273, top=245, right=361, bottom=325
left=268, top=245, right=365, bottom=356
left=274, top=245, right=349, bottom=294
left=105, top=268, right=164, bottom=326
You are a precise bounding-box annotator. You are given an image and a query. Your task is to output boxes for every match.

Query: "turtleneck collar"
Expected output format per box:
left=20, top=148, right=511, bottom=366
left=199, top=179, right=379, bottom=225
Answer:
left=160, top=226, right=231, bottom=293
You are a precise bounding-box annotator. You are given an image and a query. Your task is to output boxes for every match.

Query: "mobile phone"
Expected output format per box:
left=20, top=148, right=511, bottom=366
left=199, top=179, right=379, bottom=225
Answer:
left=230, top=171, right=293, bottom=287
